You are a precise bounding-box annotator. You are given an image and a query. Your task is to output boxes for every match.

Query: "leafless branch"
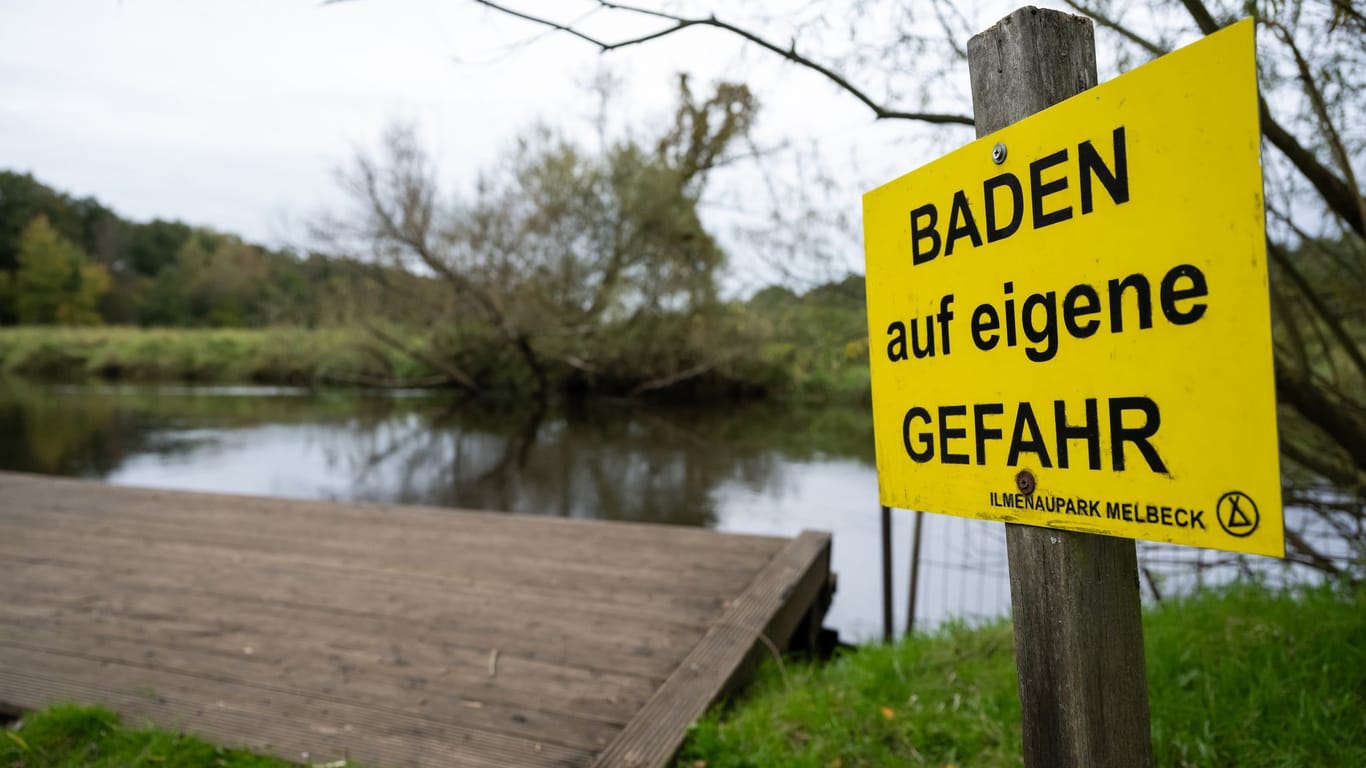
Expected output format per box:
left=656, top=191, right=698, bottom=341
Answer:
left=1261, top=103, right=1366, bottom=238
left=1063, top=0, right=1169, bottom=55
left=1282, top=438, right=1366, bottom=497
left=1284, top=526, right=1343, bottom=575
left=927, top=0, right=971, bottom=60
left=470, top=0, right=973, bottom=126
left=470, top=0, right=609, bottom=49
left=1275, top=362, right=1366, bottom=474
left=1267, top=205, right=1365, bottom=284
left=362, top=320, right=481, bottom=392
left=1168, top=0, right=1366, bottom=237
left=630, top=350, right=739, bottom=396
left=1266, top=238, right=1366, bottom=379
left=1177, top=0, right=1220, bottom=35
left=1262, top=18, right=1366, bottom=234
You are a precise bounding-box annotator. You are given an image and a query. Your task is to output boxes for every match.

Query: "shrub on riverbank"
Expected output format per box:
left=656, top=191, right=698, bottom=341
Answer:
left=678, top=581, right=1366, bottom=767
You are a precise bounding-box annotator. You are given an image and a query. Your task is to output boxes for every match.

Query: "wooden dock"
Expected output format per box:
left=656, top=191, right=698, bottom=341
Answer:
left=0, top=472, right=832, bottom=767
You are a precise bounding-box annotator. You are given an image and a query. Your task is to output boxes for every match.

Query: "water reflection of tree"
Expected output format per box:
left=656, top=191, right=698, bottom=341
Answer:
left=338, top=399, right=877, bottom=527
left=0, top=379, right=431, bottom=479
left=0, top=377, right=878, bottom=529
left=0, top=379, right=144, bottom=476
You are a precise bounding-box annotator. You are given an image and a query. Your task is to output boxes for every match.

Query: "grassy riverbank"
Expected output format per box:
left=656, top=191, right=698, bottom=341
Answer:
left=676, top=581, right=1365, bottom=767
left=5, top=583, right=1361, bottom=768
left=0, top=326, right=421, bottom=387
left=0, top=315, right=873, bottom=402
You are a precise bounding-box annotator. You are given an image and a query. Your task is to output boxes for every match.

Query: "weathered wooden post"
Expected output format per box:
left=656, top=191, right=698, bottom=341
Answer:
left=866, top=8, right=1276, bottom=765
left=966, top=9, right=1152, bottom=766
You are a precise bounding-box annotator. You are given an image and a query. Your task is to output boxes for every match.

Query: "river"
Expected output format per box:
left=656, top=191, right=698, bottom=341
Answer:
left=0, top=378, right=1326, bottom=642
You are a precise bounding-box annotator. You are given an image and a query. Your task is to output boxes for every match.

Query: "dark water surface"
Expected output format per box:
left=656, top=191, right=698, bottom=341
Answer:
left=0, top=379, right=1325, bottom=641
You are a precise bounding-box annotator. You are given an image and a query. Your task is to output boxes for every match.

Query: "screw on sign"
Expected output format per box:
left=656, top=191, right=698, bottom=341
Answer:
left=1216, top=491, right=1260, bottom=537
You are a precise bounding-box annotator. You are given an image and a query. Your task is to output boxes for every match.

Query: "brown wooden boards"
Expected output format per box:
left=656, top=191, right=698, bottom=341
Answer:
left=0, top=471, right=833, bottom=768
left=964, top=9, right=1151, bottom=767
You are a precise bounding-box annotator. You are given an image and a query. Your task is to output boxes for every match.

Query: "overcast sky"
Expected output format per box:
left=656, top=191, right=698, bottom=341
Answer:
left=1, top=1, right=995, bottom=286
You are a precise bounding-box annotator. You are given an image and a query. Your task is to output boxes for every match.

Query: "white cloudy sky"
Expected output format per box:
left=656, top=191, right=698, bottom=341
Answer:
left=0, top=1, right=1001, bottom=286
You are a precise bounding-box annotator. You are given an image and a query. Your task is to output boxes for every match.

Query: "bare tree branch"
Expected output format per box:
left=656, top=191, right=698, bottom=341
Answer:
left=1267, top=238, right=1366, bottom=379
left=927, top=0, right=972, bottom=60
left=1168, top=0, right=1366, bottom=236
left=1263, top=18, right=1366, bottom=234
left=1064, top=0, right=1169, bottom=55
left=470, top=0, right=974, bottom=126
left=469, top=0, right=610, bottom=49
left=362, top=319, right=481, bottom=392
left=1275, top=361, right=1366, bottom=474
left=1281, top=435, right=1365, bottom=495
left=1261, top=104, right=1366, bottom=238
left=1328, top=0, right=1366, bottom=33
left=630, top=350, right=739, bottom=396
left=1177, top=0, right=1220, bottom=35
left=1284, top=526, right=1343, bottom=575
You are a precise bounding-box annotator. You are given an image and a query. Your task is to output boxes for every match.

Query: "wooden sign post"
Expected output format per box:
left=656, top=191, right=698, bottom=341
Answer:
left=965, top=10, right=1151, bottom=766
left=862, top=7, right=1278, bottom=765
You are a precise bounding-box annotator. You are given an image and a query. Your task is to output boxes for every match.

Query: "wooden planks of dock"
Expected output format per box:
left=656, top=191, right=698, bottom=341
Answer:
left=0, top=471, right=833, bottom=768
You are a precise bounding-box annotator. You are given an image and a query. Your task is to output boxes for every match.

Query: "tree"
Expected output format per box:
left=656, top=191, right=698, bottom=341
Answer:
left=13, top=216, right=109, bottom=325
left=137, top=231, right=273, bottom=327
left=125, top=219, right=193, bottom=278
left=449, top=0, right=1363, bottom=570
left=0, top=172, right=94, bottom=324
left=327, top=78, right=758, bottom=396
left=0, top=170, right=368, bottom=329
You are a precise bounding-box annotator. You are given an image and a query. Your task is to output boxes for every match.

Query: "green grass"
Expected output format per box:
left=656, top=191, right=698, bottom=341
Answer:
left=0, top=321, right=870, bottom=401
left=0, top=275, right=879, bottom=401
left=679, top=620, right=1022, bottom=768
left=0, top=704, right=323, bottom=767
left=678, top=581, right=1366, bottom=767
left=1144, top=582, right=1366, bottom=767
left=0, top=326, right=425, bottom=387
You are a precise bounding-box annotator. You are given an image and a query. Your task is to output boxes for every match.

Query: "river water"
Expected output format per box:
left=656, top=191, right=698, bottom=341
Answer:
left=0, top=378, right=1326, bottom=642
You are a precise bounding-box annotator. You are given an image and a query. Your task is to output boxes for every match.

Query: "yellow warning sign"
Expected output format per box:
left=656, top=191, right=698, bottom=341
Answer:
left=862, top=20, right=1283, bottom=557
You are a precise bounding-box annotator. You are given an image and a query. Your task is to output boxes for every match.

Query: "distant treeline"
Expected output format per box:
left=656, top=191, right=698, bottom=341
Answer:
left=0, top=169, right=877, bottom=400
left=0, top=170, right=375, bottom=328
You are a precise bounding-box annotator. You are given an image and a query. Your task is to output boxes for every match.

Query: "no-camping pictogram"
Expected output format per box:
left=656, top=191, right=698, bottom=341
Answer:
left=1216, top=491, right=1260, bottom=537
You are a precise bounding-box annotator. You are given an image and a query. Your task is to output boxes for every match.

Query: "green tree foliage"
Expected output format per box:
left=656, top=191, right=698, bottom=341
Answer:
left=125, top=219, right=193, bottom=277
left=13, top=216, right=109, bottom=325
left=0, top=172, right=96, bottom=323
left=0, top=170, right=389, bottom=329
left=331, top=79, right=761, bottom=396
left=139, top=232, right=268, bottom=327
